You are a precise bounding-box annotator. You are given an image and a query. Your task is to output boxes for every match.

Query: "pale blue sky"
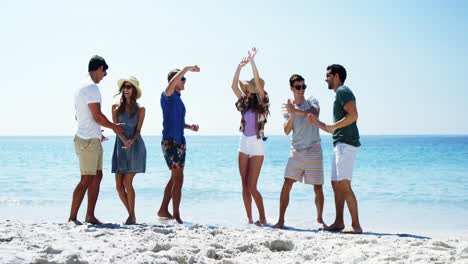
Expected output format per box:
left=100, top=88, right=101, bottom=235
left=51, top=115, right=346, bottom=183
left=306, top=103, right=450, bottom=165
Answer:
left=1, top=0, right=467, bottom=135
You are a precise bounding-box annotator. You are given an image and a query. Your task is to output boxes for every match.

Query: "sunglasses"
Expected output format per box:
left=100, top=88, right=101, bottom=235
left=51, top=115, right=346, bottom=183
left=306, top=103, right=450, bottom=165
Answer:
left=122, top=84, right=134, bottom=89
left=294, top=84, right=307, bottom=90
left=181, top=77, right=186, bottom=81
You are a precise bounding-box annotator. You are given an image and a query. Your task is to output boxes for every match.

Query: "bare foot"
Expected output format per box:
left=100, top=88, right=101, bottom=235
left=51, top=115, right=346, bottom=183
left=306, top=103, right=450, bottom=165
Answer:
left=125, top=216, right=136, bottom=225
left=254, top=220, right=267, bottom=226
left=85, top=217, right=103, bottom=225
left=174, top=216, right=183, bottom=224
left=322, top=222, right=344, bottom=232
left=68, top=218, right=82, bottom=225
left=342, top=226, right=363, bottom=234
left=157, top=210, right=174, bottom=219
left=317, top=221, right=327, bottom=229
left=248, top=217, right=254, bottom=224
left=273, top=221, right=284, bottom=229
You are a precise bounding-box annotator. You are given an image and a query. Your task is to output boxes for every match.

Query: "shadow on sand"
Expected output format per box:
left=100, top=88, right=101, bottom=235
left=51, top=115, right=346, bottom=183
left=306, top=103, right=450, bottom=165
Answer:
left=84, top=221, right=220, bottom=230
left=68, top=221, right=431, bottom=240
left=275, top=225, right=431, bottom=239
left=85, top=223, right=129, bottom=229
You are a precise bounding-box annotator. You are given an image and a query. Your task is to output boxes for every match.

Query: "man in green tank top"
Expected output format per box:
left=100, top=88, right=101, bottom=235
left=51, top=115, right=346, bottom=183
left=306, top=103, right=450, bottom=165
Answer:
left=307, top=64, right=363, bottom=234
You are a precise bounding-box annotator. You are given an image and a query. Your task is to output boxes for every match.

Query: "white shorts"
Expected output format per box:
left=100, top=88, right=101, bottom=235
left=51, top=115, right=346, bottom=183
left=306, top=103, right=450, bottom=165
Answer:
left=238, top=134, right=264, bottom=157
left=331, top=143, right=359, bottom=182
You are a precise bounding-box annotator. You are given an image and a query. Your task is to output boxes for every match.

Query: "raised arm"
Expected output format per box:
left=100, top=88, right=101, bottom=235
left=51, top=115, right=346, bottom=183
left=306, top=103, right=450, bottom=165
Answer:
left=247, top=47, right=265, bottom=99
left=165, top=65, right=200, bottom=97
left=231, top=57, right=249, bottom=99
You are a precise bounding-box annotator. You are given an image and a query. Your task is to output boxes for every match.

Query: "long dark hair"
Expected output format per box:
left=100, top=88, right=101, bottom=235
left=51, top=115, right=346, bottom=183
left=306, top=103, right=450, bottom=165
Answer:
left=245, top=93, right=268, bottom=114
left=114, top=83, right=139, bottom=118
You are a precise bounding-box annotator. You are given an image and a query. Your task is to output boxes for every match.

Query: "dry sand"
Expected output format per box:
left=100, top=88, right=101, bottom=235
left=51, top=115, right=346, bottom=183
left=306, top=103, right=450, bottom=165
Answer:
left=1, top=220, right=467, bottom=263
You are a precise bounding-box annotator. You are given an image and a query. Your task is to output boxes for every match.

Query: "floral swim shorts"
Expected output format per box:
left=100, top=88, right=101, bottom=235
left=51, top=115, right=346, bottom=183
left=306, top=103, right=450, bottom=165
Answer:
left=161, top=138, right=186, bottom=170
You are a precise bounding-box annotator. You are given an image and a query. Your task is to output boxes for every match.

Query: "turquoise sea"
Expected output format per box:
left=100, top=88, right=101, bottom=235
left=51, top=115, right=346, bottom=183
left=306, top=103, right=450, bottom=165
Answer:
left=0, top=135, right=467, bottom=237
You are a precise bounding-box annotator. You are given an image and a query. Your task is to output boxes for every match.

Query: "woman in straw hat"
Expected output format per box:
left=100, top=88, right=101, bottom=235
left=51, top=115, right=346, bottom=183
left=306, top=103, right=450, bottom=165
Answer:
left=111, top=76, right=147, bottom=225
left=231, top=47, right=270, bottom=225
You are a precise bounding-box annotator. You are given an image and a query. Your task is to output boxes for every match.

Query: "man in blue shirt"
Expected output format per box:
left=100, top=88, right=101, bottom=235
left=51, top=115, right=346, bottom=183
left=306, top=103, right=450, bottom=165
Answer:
left=157, top=65, right=200, bottom=224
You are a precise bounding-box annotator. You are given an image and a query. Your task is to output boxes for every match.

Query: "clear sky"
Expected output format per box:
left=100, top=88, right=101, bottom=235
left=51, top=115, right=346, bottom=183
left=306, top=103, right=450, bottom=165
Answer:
left=1, top=0, right=467, bottom=136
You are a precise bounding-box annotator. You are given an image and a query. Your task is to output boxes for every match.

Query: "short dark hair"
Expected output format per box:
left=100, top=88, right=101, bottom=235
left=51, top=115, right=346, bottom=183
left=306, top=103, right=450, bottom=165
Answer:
left=289, top=74, right=305, bottom=87
left=88, top=55, right=108, bottom=72
left=167, top=69, right=181, bottom=82
left=327, top=64, right=347, bottom=83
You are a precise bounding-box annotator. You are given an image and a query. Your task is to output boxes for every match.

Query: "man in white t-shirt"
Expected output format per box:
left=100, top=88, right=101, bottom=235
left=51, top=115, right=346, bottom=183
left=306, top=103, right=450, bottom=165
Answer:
left=69, top=55, right=123, bottom=225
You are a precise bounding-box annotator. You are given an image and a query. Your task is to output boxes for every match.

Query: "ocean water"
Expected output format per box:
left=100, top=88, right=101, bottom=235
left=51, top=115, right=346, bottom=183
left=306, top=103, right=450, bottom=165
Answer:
left=0, top=135, right=467, bottom=237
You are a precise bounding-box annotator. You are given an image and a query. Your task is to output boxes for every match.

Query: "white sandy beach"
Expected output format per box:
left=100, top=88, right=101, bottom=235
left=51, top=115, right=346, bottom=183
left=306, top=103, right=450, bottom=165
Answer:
left=1, top=220, right=467, bottom=264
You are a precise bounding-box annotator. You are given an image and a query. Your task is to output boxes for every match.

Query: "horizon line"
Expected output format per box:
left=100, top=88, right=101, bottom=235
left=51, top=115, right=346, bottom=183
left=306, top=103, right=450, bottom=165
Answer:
left=0, top=134, right=467, bottom=137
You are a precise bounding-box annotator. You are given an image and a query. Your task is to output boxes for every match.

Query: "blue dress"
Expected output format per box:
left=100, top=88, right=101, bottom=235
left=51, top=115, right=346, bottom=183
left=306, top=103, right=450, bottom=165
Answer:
left=112, top=110, right=146, bottom=173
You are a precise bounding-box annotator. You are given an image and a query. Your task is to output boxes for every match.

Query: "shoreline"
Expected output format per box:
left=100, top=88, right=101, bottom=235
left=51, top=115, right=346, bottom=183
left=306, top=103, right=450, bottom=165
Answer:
left=1, top=200, right=467, bottom=240
left=2, top=197, right=468, bottom=242
left=1, top=220, right=468, bottom=264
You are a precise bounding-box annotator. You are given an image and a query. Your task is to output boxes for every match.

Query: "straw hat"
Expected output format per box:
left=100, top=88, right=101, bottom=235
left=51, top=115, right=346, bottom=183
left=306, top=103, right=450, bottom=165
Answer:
left=117, top=76, right=142, bottom=99
left=239, top=77, right=265, bottom=94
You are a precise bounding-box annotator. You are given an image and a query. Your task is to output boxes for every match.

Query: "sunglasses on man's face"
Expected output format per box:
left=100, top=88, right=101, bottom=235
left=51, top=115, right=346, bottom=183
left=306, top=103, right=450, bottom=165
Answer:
left=181, top=77, right=186, bottom=82
left=294, top=84, right=307, bottom=90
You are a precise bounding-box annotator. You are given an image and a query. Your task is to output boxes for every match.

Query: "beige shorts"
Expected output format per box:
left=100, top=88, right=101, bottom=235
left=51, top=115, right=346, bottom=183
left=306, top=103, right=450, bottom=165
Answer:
left=74, top=135, right=103, bottom=176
